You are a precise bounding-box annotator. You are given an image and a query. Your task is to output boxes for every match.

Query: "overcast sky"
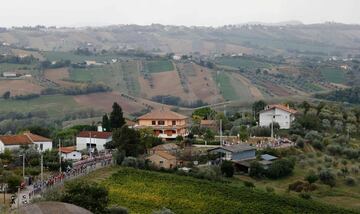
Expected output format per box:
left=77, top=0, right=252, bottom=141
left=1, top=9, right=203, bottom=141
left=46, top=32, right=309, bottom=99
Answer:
left=1, top=0, right=359, bottom=27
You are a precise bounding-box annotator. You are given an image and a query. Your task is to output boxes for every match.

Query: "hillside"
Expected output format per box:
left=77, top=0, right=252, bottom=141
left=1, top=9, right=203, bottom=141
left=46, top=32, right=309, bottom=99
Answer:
left=1, top=23, right=360, bottom=56
left=79, top=167, right=356, bottom=214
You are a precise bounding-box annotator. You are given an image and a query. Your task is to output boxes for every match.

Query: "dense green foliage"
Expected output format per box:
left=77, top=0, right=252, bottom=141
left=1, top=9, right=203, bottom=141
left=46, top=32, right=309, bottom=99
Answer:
left=62, top=180, right=109, bottom=214
left=110, top=102, right=126, bottom=130
left=315, top=87, right=360, bottom=104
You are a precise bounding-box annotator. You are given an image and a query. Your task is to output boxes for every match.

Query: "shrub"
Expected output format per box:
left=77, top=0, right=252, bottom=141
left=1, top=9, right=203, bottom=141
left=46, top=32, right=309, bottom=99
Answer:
left=194, top=166, right=222, bottom=181
left=243, top=181, right=255, bottom=188
left=299, top=193, right=311, bottom=200
left=318, top=169, right=336, bottom=187
left=266, top=159, right=295, bottom=179
left=113, top=150, right=125, bottom=165
left=121, top=157, right=138, bottom=168
left=305, top=173, right=319, bottom=184
left=265, top=186, right=275, bottom=193
left=62, top=181, right=109, bottom=214
left=249, top=161, right=265, bottom=178
left=220, top=161, right=234, bottom=177
left=296, top=137, right=305, bottom=148
left=345, top=177, right=356, bottom=186
left=324, top=156, right=332, bottom=163
left=289, top=181, right=306, bottom=192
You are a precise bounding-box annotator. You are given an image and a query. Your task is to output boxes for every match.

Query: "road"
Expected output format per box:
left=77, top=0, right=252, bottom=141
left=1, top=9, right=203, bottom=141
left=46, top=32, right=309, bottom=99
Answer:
left=11, top=155, right=112, bottom=210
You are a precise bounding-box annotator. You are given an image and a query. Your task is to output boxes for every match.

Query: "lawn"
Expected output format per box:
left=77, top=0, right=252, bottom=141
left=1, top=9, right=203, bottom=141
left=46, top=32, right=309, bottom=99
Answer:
left=320, top=67, right=346, bottom=84
left=0, top=95, right=80, bottom=117
left=145, top=60, right=174, bottom=73
left=80, top=167, right=354, bottom=214
left=214, top=71, right=238, bottom=100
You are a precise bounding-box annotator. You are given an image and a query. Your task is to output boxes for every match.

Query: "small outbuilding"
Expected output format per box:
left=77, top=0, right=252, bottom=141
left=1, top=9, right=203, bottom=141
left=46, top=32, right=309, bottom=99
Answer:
left=208, top=144, right=256, bottom=161
left=59, top=146, right=82, bottom=161
left=146, top=151, right=177, bottom=169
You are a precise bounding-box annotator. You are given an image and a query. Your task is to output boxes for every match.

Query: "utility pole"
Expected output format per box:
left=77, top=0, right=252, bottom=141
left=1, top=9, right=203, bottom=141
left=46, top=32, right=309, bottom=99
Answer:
left=40, top=153, right=44, bottom=184
left=22, top=154, right=25, bottom=179
left=89, top=132, right=92, bottom=159
left=59, top=139, right=62, bottom=173
left=219, top=119, right=222, bottom=146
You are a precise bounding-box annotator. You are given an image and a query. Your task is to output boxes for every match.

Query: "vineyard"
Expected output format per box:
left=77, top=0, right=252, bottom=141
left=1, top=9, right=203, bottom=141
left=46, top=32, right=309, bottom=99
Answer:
left=95, top=167, right=354, bottom=214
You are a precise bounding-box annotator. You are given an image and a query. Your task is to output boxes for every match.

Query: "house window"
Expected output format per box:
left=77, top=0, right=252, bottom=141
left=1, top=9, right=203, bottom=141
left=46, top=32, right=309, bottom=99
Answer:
left=158, top=121, right=165, bottom=125
left=172, top=120, right=176, bottom=125
left=40, top=144, right=43, bottom=151
left=152, top=121, right=156, bottom=125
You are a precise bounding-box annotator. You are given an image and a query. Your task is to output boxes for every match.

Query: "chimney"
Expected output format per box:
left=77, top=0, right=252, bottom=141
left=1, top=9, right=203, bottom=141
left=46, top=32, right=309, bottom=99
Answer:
left=97, top=125, right=103, bottom=132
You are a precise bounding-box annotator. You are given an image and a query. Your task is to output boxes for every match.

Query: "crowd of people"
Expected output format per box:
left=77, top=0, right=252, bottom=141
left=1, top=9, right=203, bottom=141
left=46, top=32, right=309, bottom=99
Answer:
left=14, top=153, right=113, bottom=206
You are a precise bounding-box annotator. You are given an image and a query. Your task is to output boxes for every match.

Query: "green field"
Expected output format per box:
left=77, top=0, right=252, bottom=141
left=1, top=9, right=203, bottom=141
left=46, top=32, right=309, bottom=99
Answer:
left=43, top=51, right=121, bottom=63
left=214, top=71, right=238, bottom=100
left=216, top=57, right=273, bottom=70
left=80, top=167, right=354, bottom=214
left=0, top=95, right=79, bottom=116
left=0, top=63, right=38, bottom=75
left=145, top=60, right=174, bottom=73
left=320, top=67, right=346, bottom=84
left=68, top=61, right=141, bottom=96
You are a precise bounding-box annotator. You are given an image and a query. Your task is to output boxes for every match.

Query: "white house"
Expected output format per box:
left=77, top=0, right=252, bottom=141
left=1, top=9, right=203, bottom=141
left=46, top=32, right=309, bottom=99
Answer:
left=259, top=104, right=297, bottom=129
left=0, top=132, right=52, bottom=153
left=76, top=131, right=112, bottom=152
left=59, top=146, right=82, bottom=161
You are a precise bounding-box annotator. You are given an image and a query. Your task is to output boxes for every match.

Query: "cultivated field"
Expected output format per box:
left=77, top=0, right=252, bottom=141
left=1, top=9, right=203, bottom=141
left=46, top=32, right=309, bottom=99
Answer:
left=79, top=167, right=354, bottom=214
left=44, top=68, right=78, bottom=87
left=0, top=78, right=43, bottom=96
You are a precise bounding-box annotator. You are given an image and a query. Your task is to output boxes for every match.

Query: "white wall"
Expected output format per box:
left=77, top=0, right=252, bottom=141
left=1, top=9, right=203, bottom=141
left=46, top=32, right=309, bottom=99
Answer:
left=259, top=108, right=293, bottom=129
left=76, top=137, right=112, bottom=151
left=33, top=141, right=53, bottom=152
left=61, top=151, right=82, bottom=160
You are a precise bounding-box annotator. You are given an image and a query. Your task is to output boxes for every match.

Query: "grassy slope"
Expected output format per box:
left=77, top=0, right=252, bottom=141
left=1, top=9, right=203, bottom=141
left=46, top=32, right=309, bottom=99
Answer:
left=216, top=57, right=273, bottom=70
left=320, top=67, right=346, bottom=84
left=146, top=60, right=174, bottom=73
left=213, top=71, right=238, bottom=100
left=0, top=95, right=79, bottom=116
left=80, top=167, right=356, bottom=214
left=43, top=51, right=121, bottom=63
left=68, top=61, right=141, bottom=96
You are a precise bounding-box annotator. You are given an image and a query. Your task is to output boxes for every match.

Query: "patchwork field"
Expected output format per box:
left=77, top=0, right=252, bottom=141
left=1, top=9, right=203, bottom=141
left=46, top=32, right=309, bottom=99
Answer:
left=229, top=72, right=264, bottom=101
left=73, top=92, right=146, bottom=114
left=0, top=95, right=79, bottom=116
left=0, top=78, right=43, bottom=96
left=144, top=60, right=174, bottom=73
left=215, top=57, right=273, bottom=70
left=320, top=67, right=346, bottom=84
left=185, top=64, right=223, bottom=104
left=44, top=68, right=78, bottom=87
left=79, top=167, right=354, bottom=214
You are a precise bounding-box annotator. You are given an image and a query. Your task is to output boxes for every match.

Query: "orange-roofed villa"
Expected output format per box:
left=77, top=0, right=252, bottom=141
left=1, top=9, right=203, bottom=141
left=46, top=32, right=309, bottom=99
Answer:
left=135, top=109, right=188, bottom=140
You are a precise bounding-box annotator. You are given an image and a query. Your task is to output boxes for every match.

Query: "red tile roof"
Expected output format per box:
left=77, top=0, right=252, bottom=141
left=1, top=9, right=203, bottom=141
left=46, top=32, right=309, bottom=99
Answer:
left=0, top=135, right=32, bottom=145
left=59, top=146, right=77, bottom=154
left=264, top=104, right=297, bottom=114
left=0, top=132, right=51, bottom=145
left=77, top=131, right=112, bottom=139
left=138, top=109, right=187, bottom=120
left=24, top=132, right=51, bottom=142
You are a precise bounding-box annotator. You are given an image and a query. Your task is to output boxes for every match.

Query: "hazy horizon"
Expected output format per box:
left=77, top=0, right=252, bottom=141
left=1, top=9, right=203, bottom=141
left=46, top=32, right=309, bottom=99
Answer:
left=1, top=0, right=360, bottom=27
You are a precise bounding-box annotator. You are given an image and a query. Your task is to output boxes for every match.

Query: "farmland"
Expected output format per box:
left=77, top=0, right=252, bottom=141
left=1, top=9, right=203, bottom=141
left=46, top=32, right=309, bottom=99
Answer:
left=0, top=95, right=80, bottom=116
left=320, top=67, right=346, bottom=84
left=213, top=71, right=238, bottom=101
left=79, top=167, right=354, bottom=214
left=144, top=60, right=174, bottom=73
left=215, top=56, right=273, bottom=70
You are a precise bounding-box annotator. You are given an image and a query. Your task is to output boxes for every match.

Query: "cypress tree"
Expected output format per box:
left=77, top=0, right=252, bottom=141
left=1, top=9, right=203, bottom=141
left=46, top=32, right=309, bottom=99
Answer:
left=102, top=114, right=111, bottom=132
left=110, top=102, right=125, bottom=130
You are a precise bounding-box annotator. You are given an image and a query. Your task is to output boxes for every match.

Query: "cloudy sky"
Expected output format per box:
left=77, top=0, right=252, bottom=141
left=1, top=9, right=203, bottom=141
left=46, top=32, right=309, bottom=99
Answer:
left=1, top=0, right=359, bottom=27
